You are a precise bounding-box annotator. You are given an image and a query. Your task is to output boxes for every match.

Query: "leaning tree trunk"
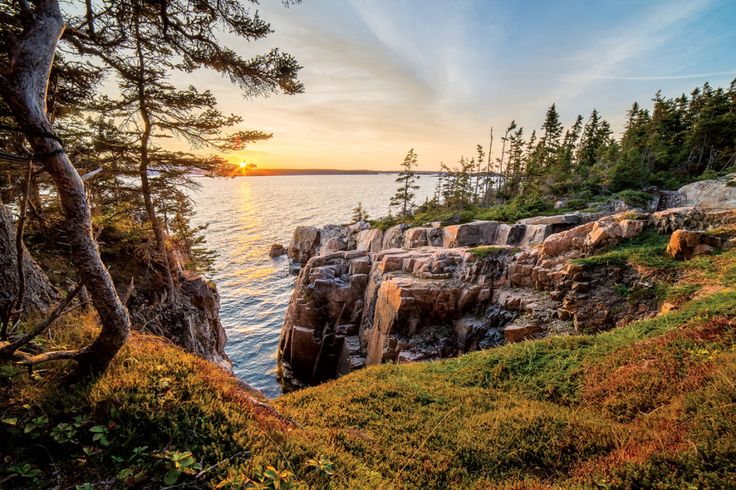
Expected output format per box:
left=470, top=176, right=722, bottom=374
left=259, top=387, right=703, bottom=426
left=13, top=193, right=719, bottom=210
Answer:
left=134, top=18, right=176, bottom=301
left=0, top=0, right=130, bottom=373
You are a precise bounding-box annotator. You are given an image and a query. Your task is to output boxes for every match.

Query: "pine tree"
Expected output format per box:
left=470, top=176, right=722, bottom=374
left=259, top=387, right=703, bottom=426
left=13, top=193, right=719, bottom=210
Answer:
left=351, top=202, right=369, bottom=223
left=390, top=149, right=421, bottom=217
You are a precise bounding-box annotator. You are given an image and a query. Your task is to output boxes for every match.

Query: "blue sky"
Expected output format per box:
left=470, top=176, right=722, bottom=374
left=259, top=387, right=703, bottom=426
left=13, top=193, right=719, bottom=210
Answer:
left=185, top=0, right=736, bottom=170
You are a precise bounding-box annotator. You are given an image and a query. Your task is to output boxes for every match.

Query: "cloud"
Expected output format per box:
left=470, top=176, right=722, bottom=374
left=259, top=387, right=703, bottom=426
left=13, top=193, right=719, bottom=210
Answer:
left=554, top=0, right=714, bottom=94
left=596, top=70, right=736, bottom=81
left=166, top=0, right=734, bottom=170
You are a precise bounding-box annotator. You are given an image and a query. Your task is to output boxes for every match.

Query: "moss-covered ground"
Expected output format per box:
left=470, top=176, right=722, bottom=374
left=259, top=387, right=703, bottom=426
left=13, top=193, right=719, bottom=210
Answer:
left=1, top=242, right=735, bottom=489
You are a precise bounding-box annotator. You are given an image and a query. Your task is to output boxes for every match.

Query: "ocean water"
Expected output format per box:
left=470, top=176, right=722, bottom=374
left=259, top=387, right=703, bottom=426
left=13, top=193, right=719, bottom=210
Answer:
left=189, top=174, right=439, bottom=397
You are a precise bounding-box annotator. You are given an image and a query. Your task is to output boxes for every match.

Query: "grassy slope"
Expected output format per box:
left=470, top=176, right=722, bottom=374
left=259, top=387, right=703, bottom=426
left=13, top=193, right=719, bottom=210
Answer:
left=1, top=245, right=735, bottom=488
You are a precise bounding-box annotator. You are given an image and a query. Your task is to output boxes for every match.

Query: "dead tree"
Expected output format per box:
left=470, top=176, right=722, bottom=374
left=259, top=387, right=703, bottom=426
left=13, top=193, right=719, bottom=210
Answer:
left=0, top=0, right=130, bottom=373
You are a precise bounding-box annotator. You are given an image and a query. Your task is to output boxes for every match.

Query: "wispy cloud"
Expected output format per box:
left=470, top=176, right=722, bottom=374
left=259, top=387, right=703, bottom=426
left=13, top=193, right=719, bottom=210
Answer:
left=169, top=0, right=735, bottom=170
left=597, top=70, right=736, bottom=81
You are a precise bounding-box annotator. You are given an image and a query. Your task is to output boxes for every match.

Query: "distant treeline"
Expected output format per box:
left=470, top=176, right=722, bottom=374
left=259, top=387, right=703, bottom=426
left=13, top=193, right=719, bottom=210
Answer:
left=427, top=79, right=736, bottom=213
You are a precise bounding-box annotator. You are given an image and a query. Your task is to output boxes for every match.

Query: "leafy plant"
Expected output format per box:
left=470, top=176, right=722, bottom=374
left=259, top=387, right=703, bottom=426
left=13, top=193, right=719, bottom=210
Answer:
left=246, top=465, right=299, bottom=490
left=23, top=415, right=48, bottom=439
left=51, top=422, right=77, bottom=444
left=305, top=455, right=336, bottom=477
left=89, top=425, right=110, bottom=446
left=160, top=450, right=201, bottom=486
left=7, top=463, right=42, bottom=479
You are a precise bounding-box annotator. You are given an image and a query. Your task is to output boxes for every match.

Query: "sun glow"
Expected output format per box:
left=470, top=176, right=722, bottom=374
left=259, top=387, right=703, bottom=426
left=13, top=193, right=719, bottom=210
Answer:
left=239, top=161, right=247, bottom=169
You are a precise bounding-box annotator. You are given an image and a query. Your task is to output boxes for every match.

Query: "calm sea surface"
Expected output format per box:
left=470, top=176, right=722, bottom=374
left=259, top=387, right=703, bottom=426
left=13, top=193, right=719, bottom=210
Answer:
left=190, top=174, right=438, bottom=397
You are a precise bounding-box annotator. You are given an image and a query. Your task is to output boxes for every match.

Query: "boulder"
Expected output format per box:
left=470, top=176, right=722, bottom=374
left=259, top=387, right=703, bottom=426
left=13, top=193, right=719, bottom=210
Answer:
left=503, top=321, right=543, bottom=343
left=403, top=227, right=430, bottom=248
left=356, top=228, right=384, bottom=252
left=319, top=236, right=346, bottom=256
left=584, top=217, right=646, bottom=251
left=678, top=173, right=736, bottom=210
left=268, top=243, right=286, bottom=258
left=666, top=230, right=722, bottom=260
left=443, top=221, right=498, bottom=248
left=287, top=226, right=321, bottom=265
left=382, top=224, right=408, bottom=249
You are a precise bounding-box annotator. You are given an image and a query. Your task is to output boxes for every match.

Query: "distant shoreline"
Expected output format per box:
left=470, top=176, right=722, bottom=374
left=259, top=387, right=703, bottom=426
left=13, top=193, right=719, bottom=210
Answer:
left=202, top=168, right=444, bottom=177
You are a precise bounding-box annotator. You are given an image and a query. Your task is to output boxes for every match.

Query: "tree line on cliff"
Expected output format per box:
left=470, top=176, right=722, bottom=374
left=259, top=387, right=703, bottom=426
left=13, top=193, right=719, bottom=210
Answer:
left=387, top=80, right=736, bottom=220
left=0, top=0, right=302, bottom=373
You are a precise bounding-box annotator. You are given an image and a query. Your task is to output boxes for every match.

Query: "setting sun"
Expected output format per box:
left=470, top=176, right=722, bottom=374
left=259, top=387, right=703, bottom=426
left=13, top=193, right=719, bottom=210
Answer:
left=239, top=161, right=247, bottom=169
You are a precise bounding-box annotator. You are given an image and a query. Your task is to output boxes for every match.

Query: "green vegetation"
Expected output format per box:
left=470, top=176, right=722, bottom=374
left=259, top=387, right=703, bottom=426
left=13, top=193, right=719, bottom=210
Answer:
left=2, top=247, right=735, bottom=488
left=468, top=246, right=521, bottom=259
left=571, top=229, right=678, bottom=268
left=382, top=80, right=735, bottom=227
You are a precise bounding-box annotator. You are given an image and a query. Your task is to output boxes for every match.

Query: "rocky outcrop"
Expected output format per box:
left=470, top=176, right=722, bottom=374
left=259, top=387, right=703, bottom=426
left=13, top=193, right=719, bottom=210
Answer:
left=287, top=226, right=321, bottom=265
left=666, top=230, right=722, bottom=260
left=128, top=272, right=231, bottom=370
left=382, top=224, right=409, bottom=249
left=0, top=204, right=56, bottom=318
left=279, top=245, right=521, bottom=385
left=278, top=250, right=370, bottom=383
left=356, top=228, right=383, bottom=252
left=279, top=178, right=736, bottom=386
left=677, top=173, right=736, bottom=209
left=269, top=244, right=286, bottom=258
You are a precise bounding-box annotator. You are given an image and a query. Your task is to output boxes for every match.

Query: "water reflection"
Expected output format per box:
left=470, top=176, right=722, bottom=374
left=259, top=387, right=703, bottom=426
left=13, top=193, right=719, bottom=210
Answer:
left=190, top=174, right=438, bottom=397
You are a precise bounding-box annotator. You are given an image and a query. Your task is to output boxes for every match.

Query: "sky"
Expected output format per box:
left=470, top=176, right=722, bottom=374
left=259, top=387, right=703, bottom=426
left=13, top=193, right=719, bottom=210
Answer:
left=183, top=0, right=736, bottom=171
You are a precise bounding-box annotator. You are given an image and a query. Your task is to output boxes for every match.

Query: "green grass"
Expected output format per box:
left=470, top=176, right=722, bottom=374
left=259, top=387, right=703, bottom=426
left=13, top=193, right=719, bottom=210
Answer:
left=467, top=246, right=521, bottom=259
left=571, top=229, right=679, bottom=269
left=2, top=244, right=736, bottom=489
left=615, top=190, right=655, bottom=209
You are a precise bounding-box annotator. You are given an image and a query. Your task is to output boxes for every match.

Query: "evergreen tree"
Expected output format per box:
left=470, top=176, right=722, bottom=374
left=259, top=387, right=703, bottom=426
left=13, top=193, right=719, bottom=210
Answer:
left=609, top=103, right=651, bottom=191
left=351, top=202, right=369, bottom=223
left=390, top=149, right=420, bottom=217
left=62, top=0, right=302, bottom=299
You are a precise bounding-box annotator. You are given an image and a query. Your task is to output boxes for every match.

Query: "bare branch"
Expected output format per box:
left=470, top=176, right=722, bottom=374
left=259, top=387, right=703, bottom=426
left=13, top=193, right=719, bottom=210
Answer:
left=80, top=167, right=102, bottom=180
left=0, top=282, right=83, bottom=357
left=14, top=349, right=80, bottom=366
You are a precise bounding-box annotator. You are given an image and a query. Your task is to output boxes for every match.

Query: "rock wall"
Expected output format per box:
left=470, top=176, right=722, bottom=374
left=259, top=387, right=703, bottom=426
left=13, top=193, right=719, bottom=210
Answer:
left=279, top=176, right=736, bottom=387
left=279, top=205, right=736, bottom=387
left=286, top=212, right=603, bottom=269
left=126, top=271, right=231, bottom=370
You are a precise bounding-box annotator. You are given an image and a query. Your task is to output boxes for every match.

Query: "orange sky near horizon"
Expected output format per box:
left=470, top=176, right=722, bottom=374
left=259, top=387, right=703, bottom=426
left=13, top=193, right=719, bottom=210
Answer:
left=161, top=1, right=735, bottom=173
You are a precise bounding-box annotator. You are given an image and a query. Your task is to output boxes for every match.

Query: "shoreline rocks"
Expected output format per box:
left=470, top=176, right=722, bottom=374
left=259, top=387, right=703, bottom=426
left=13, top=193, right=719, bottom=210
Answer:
left=278, top=176, right=736, bottom=387
left=269, top=243, right=286, bottom=258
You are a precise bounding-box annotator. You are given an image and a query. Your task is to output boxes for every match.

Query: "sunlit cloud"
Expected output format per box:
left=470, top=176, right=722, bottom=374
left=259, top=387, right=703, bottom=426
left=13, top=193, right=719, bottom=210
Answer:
left=167, top=0, right=736, bottom=170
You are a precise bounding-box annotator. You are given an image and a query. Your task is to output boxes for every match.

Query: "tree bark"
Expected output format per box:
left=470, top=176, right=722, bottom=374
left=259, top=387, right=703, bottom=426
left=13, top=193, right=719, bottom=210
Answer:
left=134, top=15, right=176, bottom=301
left=0, top=0, right=130, bottom=373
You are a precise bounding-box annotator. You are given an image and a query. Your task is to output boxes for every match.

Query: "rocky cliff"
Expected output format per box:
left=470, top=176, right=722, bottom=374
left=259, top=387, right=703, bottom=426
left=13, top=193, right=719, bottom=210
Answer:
left=279, top=176, right=736, bottom=387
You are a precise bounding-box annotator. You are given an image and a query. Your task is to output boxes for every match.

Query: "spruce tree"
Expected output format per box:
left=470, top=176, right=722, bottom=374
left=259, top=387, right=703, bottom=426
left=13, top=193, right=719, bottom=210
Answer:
left=390, top=149, right=420, bottom=217
left=351, top=202, right=369, bottom=223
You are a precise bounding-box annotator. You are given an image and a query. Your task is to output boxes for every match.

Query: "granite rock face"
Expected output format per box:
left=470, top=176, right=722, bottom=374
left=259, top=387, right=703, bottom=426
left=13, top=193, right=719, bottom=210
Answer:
left=130, top=271, right=232, bottom=370
left=287, top=226, right=321, bottom=265
left=278, top=246, right=516, bottom=385
left=279, top=192, right=736, bottom=386
left=677, top=173, right=736, bottom=210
